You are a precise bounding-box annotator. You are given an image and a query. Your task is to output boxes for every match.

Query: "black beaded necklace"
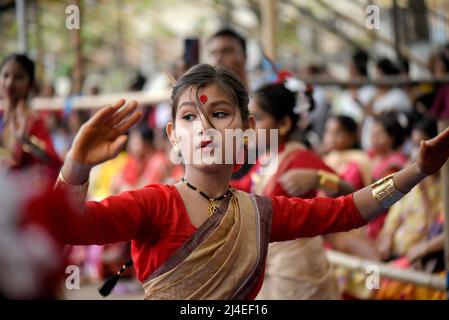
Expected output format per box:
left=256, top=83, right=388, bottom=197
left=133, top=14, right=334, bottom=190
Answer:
left=181, top=178, right=233, bottom=215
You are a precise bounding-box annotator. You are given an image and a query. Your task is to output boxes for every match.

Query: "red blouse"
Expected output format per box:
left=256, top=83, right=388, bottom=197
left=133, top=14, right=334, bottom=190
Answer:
left=60, top=184, right=366, bottom=299
left=9, top=116, right=61, bottom=176
left=231, top=148, right=335, bottom=198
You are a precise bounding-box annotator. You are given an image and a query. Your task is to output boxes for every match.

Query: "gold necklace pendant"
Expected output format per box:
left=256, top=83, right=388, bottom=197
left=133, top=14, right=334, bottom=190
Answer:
left=180, top=178, right=231, bottom=217
left=207, top=200, right=219, bottom=216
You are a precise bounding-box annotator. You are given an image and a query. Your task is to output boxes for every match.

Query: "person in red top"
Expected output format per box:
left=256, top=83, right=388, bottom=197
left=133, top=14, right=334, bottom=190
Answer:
left=55, top=64, right=449, bottom=300
left=0, top=54, right=61, bottom=177
left=231, top=83, right=352, bottom=199
left=367, top=111, right=409, bottom=239
left=231, top=82, right=352, bottom=299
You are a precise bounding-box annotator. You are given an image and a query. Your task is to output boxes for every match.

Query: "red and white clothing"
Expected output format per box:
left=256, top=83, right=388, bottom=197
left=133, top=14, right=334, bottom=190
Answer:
left=57, top=183, right=366, bottom=299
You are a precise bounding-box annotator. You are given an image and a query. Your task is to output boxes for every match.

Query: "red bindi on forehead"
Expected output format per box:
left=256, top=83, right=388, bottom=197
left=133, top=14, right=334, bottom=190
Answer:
left=200, top=95, right=208, bottom=104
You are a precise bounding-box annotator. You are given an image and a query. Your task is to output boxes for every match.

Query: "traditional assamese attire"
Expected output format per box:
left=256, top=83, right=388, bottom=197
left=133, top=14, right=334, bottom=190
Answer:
left=367, top=150, right=408, bottom=239
left=54, top=175, right=367, bottom=300
left=323, top=149, right=375, bottom=299
left=1, top=112, right=61, bottom=177
left=232, top=141, right=341, bottom=299
left=324, top=149, right=372, bottom=190
left=375, top=177, right=447, bottom=300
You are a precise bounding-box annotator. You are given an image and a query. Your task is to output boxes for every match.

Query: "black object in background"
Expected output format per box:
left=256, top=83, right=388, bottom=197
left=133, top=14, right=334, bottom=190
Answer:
left=184, top=38, right=199, bottom=70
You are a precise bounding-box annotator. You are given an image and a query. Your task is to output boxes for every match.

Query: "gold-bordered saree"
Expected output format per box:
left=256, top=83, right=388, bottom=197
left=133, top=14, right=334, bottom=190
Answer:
left=143, top=190, right=272, bottom=300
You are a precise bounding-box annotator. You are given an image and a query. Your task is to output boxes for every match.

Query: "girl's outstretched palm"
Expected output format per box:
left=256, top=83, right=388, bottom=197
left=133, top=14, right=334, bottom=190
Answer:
left=417, top=125, right=449, bottom=175
left=68, top=99, right=141, bottom=166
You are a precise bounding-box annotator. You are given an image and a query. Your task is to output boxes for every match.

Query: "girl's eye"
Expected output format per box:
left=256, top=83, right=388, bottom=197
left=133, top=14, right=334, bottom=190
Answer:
left=213, top=111, right=229, bottom=119
left=182, top=113, right=196, bottom=121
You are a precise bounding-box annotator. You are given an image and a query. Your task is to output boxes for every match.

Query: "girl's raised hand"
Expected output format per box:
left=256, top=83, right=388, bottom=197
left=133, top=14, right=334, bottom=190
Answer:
left=67, top=99, right=141, bottom=166
left=417, top=125, right=449, bottom=175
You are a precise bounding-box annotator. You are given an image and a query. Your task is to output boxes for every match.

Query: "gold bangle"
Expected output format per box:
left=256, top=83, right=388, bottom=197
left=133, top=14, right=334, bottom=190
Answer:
left=371, top=173, right=405, bottom=209
left=318, top=170, right=340, bottom=193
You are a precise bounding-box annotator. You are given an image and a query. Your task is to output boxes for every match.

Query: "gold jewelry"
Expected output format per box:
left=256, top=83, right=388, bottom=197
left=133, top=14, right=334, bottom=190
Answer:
left=181, top=178, right=232, bottom=216
left=371, top=173, right=405, bottom=209
left=173, top=140, right=181, bottom=155
left=242, top=136, right=249, bottom=146
left=318, top=170, right=340, bottom=193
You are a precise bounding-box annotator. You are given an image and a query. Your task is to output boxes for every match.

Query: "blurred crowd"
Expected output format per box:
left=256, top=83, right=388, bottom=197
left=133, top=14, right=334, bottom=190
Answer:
left=1, top=28, right=449, bottom=299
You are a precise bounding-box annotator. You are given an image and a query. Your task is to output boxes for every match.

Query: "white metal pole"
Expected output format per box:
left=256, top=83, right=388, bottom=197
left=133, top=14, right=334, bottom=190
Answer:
left=15, top=0, right=27, bottom=53
left=326, top=250, right=446, bottom=291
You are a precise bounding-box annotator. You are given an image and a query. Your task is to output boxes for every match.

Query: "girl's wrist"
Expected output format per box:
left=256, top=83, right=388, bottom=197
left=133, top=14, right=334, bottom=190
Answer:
left=61, top=154, right=92, bottom=185
left=415, top=162, right=430, bottom=180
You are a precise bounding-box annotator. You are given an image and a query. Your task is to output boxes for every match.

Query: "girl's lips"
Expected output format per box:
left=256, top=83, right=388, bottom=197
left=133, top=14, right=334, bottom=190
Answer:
left=200, top=140, right=213, bottom=148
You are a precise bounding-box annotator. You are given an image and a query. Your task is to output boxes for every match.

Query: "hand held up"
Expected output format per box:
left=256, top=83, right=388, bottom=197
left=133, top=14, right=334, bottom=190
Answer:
left=62, top=99, right=141, bottom=184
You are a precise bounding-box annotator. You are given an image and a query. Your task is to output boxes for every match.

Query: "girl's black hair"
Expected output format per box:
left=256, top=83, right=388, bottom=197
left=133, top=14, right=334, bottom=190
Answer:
left=352, top=50, right=369, bottom=76
left=413, top=118, right=438, bottom=139
left=252, top=82, right=299, bottom=137
left=136, top=123, right=154, bottom=145
left=170, top=63, right=249, bottom=125
left=376, top=57, right=400, bottom=76
left=327, top=114, right=360, bottom=148
left=329, top=114, right=358, bottom=135
left=373, top=111, right=408, bottom=149
left=208, top=29, right=247, bottom=56
left=0, top=54, right=35, bottom=83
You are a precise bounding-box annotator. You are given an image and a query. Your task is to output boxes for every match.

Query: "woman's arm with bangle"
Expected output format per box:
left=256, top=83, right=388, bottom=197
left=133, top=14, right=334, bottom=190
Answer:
left=354, top=119, right=449, bottom=221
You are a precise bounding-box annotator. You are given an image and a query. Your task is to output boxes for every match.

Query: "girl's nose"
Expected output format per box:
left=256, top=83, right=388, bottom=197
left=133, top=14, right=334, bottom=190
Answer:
left=197, top=114, right=214, bottom=134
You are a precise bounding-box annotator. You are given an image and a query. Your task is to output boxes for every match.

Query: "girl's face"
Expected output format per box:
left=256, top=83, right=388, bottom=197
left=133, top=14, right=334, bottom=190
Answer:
left=0, top=61, right=32, bottom=103
left=249, top=97, right=288, bottom=148
left=207, top=36, right=246, bottom=81
left=323, top=118, right=357, bottom=152
left=167, top=83, right=252, bottom=172
left=371, top=121, right=394, bottom=154
left=374, top=66, right=384, bottom=80
left=429, top=56, right=446, bottom=77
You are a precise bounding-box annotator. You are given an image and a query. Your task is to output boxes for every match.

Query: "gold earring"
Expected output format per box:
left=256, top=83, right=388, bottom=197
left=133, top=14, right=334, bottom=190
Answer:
left=173, top=140, right=181, bottom=156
